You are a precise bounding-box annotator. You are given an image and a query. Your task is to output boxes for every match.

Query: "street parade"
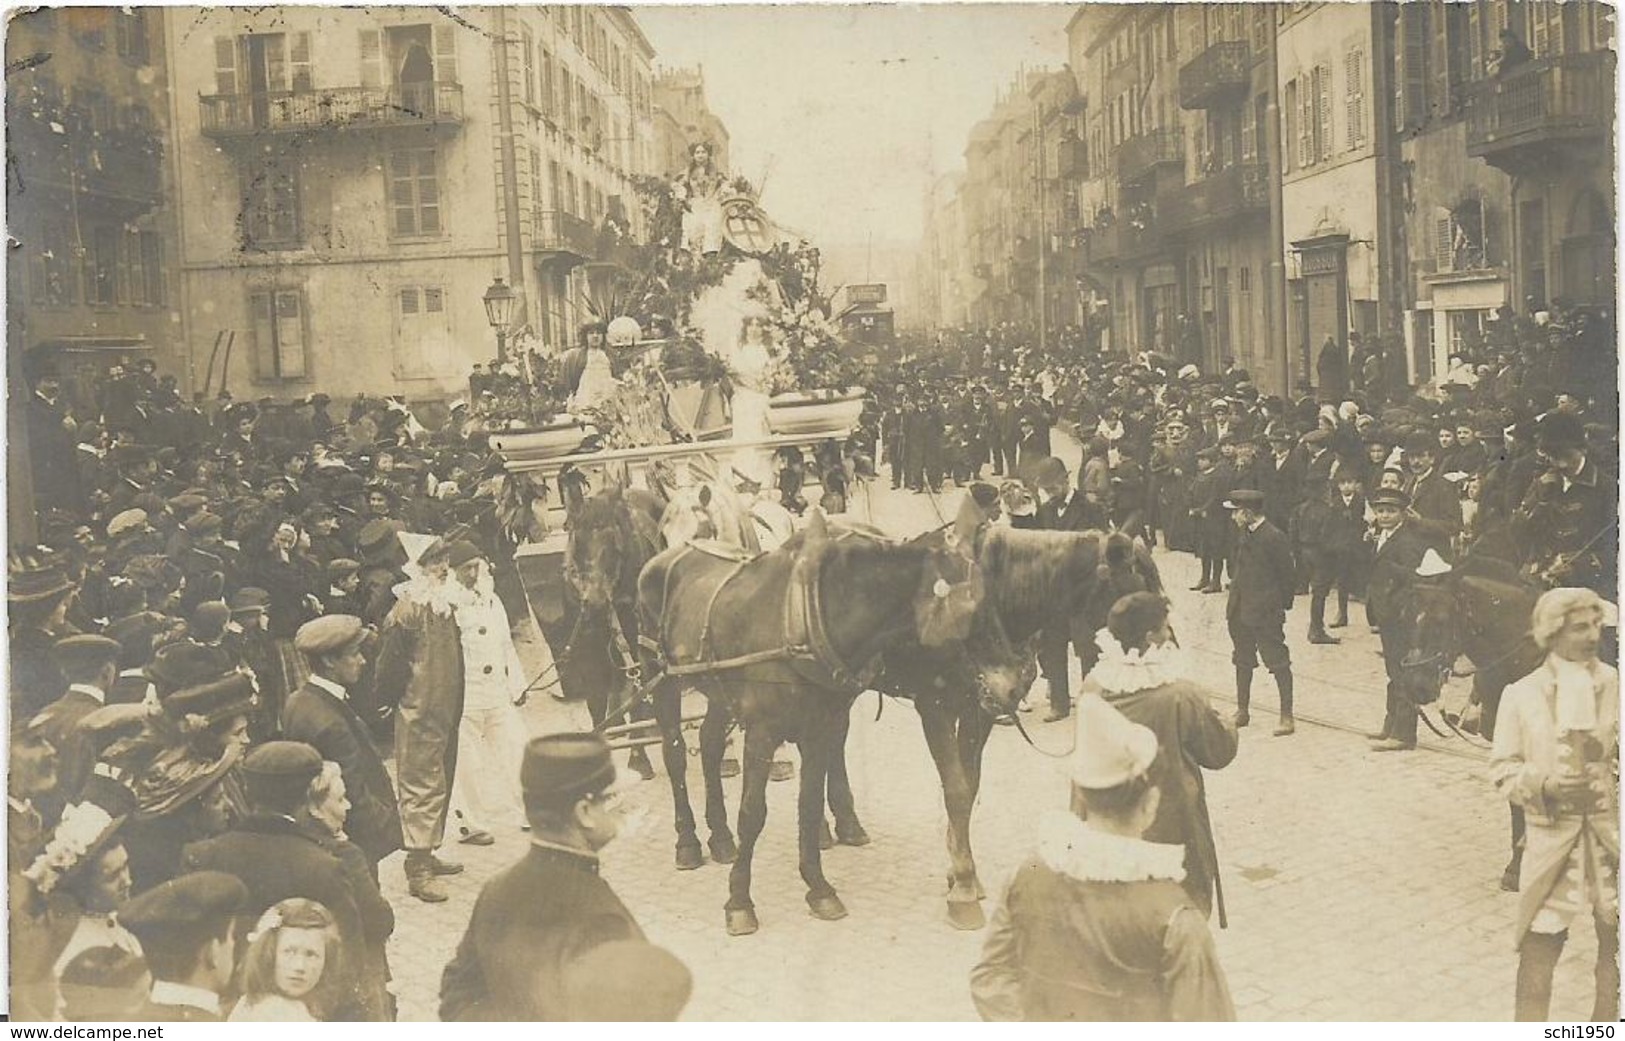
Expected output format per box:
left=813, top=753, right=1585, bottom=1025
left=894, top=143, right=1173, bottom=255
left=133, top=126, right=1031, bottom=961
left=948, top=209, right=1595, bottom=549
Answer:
left=4, top=2, right=1620, bottom=1027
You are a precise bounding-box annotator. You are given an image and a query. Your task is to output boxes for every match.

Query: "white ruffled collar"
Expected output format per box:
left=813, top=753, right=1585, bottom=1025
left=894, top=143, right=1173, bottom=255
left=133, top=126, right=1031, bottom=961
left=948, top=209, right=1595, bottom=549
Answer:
left=392, top=575, right=475, bottom=617
left=1037, top=811, right=1186, bottom=883
left=1088, top=629, right=1189, bottom=694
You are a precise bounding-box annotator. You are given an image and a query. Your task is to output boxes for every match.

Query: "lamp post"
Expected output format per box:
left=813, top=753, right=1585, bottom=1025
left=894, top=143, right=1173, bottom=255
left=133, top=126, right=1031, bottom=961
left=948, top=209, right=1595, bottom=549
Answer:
left=483, top=276, right=518, bottom=362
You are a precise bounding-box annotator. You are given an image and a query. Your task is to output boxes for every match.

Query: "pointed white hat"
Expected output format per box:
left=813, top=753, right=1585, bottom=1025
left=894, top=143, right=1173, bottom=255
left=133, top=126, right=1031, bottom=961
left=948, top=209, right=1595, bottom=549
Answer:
left=1072, top=693, right=1159, bottom=790
left=1415, top=547, right=1453, bottom=578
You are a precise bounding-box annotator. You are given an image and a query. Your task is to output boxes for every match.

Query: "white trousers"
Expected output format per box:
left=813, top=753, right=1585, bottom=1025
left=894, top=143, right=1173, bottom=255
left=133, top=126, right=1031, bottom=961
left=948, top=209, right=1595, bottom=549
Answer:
left=449, top=703, right=531, bottom=832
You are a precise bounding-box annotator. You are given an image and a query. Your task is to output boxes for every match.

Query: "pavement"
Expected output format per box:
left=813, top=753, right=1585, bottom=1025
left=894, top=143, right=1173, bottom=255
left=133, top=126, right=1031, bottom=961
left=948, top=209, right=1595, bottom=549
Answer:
left=378, top=431, right=1607, bottom=1021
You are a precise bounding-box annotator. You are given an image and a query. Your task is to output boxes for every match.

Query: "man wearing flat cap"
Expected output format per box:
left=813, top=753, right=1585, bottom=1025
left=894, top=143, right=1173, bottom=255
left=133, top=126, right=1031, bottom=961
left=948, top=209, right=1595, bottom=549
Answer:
left=284, top=616, right=403, bottom=870
left=1365, top=487, right=1434, bottom=751
left=972, top=694, right=1235, bottom=1021
left=121, top=870, right=249, bottom=1021
left=441, top=733, right=649, bottom=1021
left=1224, top=489, right=1298, bottom=735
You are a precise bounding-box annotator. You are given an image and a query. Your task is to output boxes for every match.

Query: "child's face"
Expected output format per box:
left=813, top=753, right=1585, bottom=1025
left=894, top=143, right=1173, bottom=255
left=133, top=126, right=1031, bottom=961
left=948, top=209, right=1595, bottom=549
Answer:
left=274, top=927, right=328, bottom=1000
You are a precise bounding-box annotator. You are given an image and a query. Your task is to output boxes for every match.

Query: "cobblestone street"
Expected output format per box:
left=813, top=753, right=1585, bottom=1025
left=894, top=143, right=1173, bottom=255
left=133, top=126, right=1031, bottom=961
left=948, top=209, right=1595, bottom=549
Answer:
left=381, top=445, right=1602, bottom=1021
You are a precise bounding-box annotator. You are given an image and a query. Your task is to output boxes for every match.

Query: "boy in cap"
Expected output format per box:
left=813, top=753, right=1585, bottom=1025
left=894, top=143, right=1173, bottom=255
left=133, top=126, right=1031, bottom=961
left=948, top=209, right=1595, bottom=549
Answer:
left=120, top=871, right=250, bottom=1021
left=971, top=694, right=1235, bottom=1021
left=1225, top=489, right=1298, bottom=735
left=440, top=733, right=648, bottom=1021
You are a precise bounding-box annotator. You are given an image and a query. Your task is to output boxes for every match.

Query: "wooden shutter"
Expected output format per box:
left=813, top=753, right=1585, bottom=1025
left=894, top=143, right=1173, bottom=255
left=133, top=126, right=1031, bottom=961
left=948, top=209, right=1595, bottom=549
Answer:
left=290, top=32, right=313, bottom=92
left=1433, top=209, right=1455, bottom=272
left=1397, top=4, right=1428, bottom=133
left=521, top=26, right=535, bottom=104
left=435, top=24, right=459, bottom=84
left=214, top=36, right=239, bottom=95
left=274, top=290, right=307, bottom=379
left=1283, top=79, right=1297, bottom=172
left=1344, top=47, right=1365, bottom=149
left=359, top=30, right=382, bottom=88
left=1314, top=63, right=1332, bottom=162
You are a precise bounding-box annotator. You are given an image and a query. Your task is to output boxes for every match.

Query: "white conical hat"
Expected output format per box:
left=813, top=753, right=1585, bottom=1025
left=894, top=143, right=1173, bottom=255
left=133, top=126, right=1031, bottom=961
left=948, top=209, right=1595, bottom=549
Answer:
left=1072, top=693, right=1159, bottom=790
left=1415, top=548, right=1452, bottom=578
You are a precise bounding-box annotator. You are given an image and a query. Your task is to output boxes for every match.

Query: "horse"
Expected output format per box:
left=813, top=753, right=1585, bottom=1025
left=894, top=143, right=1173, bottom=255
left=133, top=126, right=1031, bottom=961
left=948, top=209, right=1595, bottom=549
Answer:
left=557, top=467, right=667, bottom=778
left=636, top=510, right=1034, bottom=935
left=877, top=523, right=1159, bottom=928
left=1397, top=555, right=1542, bottom=889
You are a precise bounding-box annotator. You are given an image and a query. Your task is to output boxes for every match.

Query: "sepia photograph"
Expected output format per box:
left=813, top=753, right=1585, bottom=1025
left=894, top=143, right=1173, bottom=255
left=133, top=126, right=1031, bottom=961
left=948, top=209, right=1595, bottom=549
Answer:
left=2, top=0, right=1619, bottom=1024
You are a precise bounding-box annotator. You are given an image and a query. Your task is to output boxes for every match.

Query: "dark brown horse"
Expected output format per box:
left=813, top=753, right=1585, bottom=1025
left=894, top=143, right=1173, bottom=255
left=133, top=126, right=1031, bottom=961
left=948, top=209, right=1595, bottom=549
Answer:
left=559, top=470, right=666, bottom=777
left=637, top=513, right=1033, bottom=935
left=1398, top=557, right=1542, bottom=888
left=879, top=525, right=1159, bottom=929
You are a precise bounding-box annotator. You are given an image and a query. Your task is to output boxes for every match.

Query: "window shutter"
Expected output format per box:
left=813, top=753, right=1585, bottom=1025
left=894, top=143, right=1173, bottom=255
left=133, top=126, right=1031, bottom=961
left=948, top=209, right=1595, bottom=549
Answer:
left=1283, top=79, right=1297, bottom=172
left=1345, top=47, right=1365, bottom=149
left=275, top=291, right=307, bottom=379
left=214, top=36, right=239, bottom=95
left=1297, top=79, right=1313, bottom=168
left=251, top=292, right=277, bottom=379
left=434, top=24, right=459, bottom=84
left=521, top=26, right=535, bottom=104
left=290, top=32, right=313, bottom=93
left=1434, top=211, right=1455, bottom=272
left=359, top=30, right=382, bottom=89
left=1398, top=4, right=1429, bottom=132
left=1241, top=98, right=1256, bottom=160
left=1314, top=63, right=1332, bottom=161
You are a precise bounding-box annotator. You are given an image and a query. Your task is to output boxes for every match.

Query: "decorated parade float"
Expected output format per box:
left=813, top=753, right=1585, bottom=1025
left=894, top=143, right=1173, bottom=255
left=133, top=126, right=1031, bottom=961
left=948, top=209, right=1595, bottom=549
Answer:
left=492, top=144, right=869, bottom=693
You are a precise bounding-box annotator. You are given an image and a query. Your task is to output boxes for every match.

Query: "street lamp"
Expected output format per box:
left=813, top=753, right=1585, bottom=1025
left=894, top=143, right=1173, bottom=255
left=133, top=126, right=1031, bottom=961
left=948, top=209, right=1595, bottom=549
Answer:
left=482, top=276, right=518, bottom=362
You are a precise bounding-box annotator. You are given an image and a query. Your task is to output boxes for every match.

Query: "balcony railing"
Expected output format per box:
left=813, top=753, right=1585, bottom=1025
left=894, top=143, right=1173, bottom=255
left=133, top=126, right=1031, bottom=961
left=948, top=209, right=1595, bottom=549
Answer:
left=534, top=211, right=598, bottom=261
left=1179, top=40, right=1251, bottom=110
left=1164, top=163, right=1268, bottom=232
left=1085, top=213, right=1159, bottom=266
left=1117, top=129, right=1184, bottom=184
left=200, top=82, right=464, bottom=138
left=1465, top=52, right=1614, bottom=170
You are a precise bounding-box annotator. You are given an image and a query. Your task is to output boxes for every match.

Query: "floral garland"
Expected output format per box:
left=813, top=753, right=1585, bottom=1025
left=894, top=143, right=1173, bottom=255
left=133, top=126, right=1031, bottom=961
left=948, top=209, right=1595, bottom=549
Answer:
left=23, top=801, right=119, bottom=896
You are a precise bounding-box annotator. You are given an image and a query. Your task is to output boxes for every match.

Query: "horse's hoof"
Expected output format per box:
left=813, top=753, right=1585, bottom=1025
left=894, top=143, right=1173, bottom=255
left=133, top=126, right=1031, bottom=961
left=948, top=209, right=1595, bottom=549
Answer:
left=628, top=749, right=655, bottom=781
left=725, top=908, right=759, bottom=936
left=708, top=833, right=739, bottom=864
left=947, top=899, right=986, bottom=931
left=675, top=843, right=705, bottom=871
left=817, top=820, right=835, bottom=851
left=719, top=757, right=741, bottom=779
left=835, top=824, right=871, bottom=847
left=807, top=893, right=848, bottom=921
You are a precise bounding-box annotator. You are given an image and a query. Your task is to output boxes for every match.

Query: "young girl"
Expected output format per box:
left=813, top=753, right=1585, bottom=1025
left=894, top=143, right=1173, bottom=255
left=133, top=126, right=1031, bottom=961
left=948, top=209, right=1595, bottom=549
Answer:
left=230, top=899, right=346, bottom=1022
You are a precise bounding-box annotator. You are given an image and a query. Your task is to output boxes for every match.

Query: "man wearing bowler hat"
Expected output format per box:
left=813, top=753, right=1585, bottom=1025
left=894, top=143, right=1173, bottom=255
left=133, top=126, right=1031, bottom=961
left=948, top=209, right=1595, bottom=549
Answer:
left=1224, top=489, right=1298, bottom=736
left=971, top=694, right=1235, bottom=1021
left=120, top=871, right=250, bottom=1021
left=440, top=733, right=649, bottom=1021
left=284, top=615, right=403, bottom=870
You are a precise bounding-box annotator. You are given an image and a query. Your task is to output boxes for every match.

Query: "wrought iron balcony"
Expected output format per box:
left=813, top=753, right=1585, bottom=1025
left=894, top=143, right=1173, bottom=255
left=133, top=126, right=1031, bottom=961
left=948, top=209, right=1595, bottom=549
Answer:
left=1164, top=163, right=1268, bottom=232
left=199, top=82, right=464, bottom=139
left=534, top=210, right=598, bottom=263
left=1084, top=213, right=1159, bottom=267
left=1117, top=130, right=1184, bottom=185
left=1466, top=52, right=1614, bottom=174
left=1179, top=40, right=1252, bottom=110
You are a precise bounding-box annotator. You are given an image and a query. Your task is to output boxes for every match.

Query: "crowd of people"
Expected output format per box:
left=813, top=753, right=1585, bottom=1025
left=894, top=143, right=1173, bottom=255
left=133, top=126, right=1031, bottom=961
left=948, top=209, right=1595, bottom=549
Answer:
left=6, top=293, right=1617, bottom=1022
left=9, top=348, right=700, bottom=1020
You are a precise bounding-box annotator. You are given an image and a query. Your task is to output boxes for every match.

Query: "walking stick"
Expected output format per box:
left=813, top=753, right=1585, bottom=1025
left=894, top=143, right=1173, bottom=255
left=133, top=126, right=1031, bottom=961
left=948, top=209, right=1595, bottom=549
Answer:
left=218, top=330, right=237, bottom=392
left=200, top=330, right=224, bottom=398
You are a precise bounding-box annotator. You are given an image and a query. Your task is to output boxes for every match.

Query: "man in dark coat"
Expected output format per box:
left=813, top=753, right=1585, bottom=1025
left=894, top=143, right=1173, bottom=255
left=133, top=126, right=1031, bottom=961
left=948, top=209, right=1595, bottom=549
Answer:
left=180, top=741, right=376, bottom=1019
left=34, top=634, right=121, bottom=811
left=1365, top=488, right=1434, bottom=751
left=282, top=616, right=403, bottom=869
left=1316, top=334, right=1348, bottom=403
left=1224, top=489, right=1297, bottom=736
left=1402, top=434, right=1462, bottom=550
left=1033, top=458, right=1091, bottom=722
left=1514, top=411, right=1618, bottom=597
left=26, top=374, right=84, bottom=513
left=440, top=733, right=651, bottom=1021
left=120, top=871, right=250, bottom=1022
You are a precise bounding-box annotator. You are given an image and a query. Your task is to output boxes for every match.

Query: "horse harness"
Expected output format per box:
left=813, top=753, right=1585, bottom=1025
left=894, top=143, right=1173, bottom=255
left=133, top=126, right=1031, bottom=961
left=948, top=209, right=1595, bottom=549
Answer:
left=641, top=536, right=881, bottom=697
